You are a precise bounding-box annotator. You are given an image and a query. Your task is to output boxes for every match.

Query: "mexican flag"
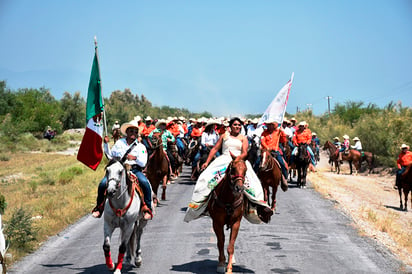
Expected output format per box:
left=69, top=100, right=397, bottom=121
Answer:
left=77, top=47, right=104, bottom=170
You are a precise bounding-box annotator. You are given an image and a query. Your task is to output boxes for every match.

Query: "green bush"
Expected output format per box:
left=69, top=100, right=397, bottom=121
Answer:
left=4, top=207, right=37, bottom=250
left=0, top=193, right=6, bottom=214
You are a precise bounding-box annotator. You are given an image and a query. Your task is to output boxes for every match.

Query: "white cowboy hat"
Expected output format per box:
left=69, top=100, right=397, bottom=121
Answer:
left=290, top=117, right=297, bottom=122
left=133, top=115, right=142, bottom=122
left=312, top=132, right=317, bottom=136
left=353, top=137, right=360, bottom=141
left=298, top=121, right=307, bottom=127
left=178, top=116, right=186, bottom=121
left=265, top=118, right=280, bottom=125
left=252, top=118, right=259, bottom=124
left=400, top=144, right=409, bottom=149
left=205, top=119, right=218, bottom=128
left=334, top=137, right=340, bottom=141
left=343, top=135, right=349, bottom=139
left=144, top=116, right=152, bottom=121
left=120, top=120, right=140, bottom=135
left=155, top=119, right=167, bottom=128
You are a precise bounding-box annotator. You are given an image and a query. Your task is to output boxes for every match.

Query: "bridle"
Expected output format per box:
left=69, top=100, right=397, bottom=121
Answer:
left=212, top=160, right=246, bottom=229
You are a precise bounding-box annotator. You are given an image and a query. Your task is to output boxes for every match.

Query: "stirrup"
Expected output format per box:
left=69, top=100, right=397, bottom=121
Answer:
left=141, top=205, right=153, bottom=220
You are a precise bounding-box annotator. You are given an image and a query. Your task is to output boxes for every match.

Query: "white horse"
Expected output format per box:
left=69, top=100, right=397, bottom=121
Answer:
left=0, top=214, right=8, bottom=274
left=103, top=159, right=147, bottom=274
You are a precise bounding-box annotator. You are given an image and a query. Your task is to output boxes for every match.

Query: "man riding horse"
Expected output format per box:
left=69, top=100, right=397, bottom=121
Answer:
left=291, top=121, right=316, bottom=166
left=92, top=119, right=153, bottom=220
left=260, top=119, right=289, bottom=186
left=395, top=144, right=412, bottom=190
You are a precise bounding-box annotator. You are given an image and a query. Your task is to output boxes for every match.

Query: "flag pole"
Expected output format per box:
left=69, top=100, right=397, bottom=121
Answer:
left=94, top=36, right=108, bottom=138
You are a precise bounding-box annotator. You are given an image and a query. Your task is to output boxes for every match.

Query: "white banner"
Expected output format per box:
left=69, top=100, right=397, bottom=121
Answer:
left=258, top=72, right=294, bottom=127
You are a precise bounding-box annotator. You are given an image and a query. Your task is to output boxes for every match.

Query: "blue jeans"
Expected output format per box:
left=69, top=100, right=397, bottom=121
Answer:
left=176, top=137, right=185, bottom=157
left=271, top=151, right=288, bottom=178
left=97, top=168, right=153, bottom=210
left=291, top=146, right=316, bottom=166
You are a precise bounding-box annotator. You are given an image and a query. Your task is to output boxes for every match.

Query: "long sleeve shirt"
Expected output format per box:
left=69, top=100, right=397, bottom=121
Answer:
left=292, top=129, right=311, bottom=145
left=397, top=151, right=412, bottom=169
left=104, top=138, right=147, bottom=167
left=351, top=141, right=362, bottom=151
left=261, top=128, right=287, bottom=152
left=148, top=129, right=175, bottom=151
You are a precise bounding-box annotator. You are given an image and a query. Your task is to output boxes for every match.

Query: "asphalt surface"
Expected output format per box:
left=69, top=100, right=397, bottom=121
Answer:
left=9, top=166, right=407, bottom=274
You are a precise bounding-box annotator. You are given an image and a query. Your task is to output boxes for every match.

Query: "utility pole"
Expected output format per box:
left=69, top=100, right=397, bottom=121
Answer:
left=325, top=96, right=332, bottom=115
left=306, top=103, right=312, bottom=112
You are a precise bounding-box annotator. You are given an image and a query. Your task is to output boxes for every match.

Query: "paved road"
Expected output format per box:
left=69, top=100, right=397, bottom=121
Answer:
left=10, top=166, right=406, bottom=273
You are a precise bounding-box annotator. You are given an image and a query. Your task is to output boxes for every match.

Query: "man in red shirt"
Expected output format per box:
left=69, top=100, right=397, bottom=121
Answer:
left=261, top=119, right=288, bottom=185
left=291, top=121, right=316, bottom=166
left=395, top=144, right=412, bottom=189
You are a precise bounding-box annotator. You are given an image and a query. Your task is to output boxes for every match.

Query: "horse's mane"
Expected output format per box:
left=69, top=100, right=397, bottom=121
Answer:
left=105, top=159, right=134, bottom=194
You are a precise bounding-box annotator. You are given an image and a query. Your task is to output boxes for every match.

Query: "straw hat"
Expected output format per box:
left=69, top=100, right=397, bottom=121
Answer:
left=353, top=137, right=360, bottom=141
left=298, top=121, right=307, bottom=127
left=265, top=118, right=280, bottom=125
left=205, top=119, right=219, bottom=128
left=120, top=120, right=140, bottom=135
left=133, top=115, right=142, bottom=122
left=290, top=117, right=297, bottom=122
left=343, top=135, right=349, bottom=139
left=400, top=144, right=409, bottom=149
left=155, top=119, right=167, bottom=128
left=312, top=132, right=317, bottom=136
left=178, top=116, right=186, bottom=121
left=334, top=137, right=340, bottom=141
left=144, top=116, right=152, bottom=121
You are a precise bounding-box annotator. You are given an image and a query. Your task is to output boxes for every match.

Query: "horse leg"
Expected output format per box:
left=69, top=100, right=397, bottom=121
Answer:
left=399, top=188, right=404, bottom=210
left=404, top=188, right=409, bottom=212
left=103, top=225, right=115, bottom=271
left=227, top=220, right=241, bottom=274
left=161, top=175, right=167, bottom=200
left=212, top=221, right=226, bottom=273
left=271, top=185, right=278, bottom=211
left=131, top=219, right=148, bottom=267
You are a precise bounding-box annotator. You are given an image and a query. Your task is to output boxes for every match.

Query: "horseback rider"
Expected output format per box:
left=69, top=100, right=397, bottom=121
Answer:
left=312, top=132, right=320, bottom=157
left=260, top=119, right=289, bottom=186
left=92, top=120, right=153, bottom=220
left=191, top=119, right=220, bottom=180
left=333, top=137, right=341, bottom=148
left=351, top=137, right=363, bottom=152
left=148, top=119, right=176, bottom=178
left=395, top=144, right=412, bottom=189
left=338, top=135, right=350, bottom=163
left=141, top=116, right=155, bottom=151
left=112, top=120, right=120, bottom=131
left=292, top=121, right=316, bottom=166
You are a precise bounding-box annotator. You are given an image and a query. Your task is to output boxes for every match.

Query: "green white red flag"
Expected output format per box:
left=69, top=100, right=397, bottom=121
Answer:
left=77, top=45, right=104, bottom=170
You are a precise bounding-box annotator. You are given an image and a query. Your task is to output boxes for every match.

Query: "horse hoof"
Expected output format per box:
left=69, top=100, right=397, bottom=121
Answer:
left=114, top=269, right=121, bottom=274
left=217, top=265, right=226, bottom=273
left=135, top=255, right=142, bottom=267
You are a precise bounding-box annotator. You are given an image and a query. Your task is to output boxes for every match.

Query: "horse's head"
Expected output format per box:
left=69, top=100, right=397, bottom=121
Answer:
left=259, top=149, right=271, bottom=171
left=297, top=143, right=310, bottom=162
left=227, top=154, right=247, bottom=193
left=151, top=132, right=163, bottom=148
left=105, top=159, right=127, bottom=198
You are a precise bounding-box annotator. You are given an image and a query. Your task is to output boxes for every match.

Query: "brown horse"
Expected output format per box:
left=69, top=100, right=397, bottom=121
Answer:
left=360, top=151, right=375, bottom=174
left=145, top=132, right=169, bottom=201
left=112, top=128, right=121, bottom=144
left=168, top=141, right=183, bottom=178
left=258, top=149, right=288, bottom=211
left=207, top=155, right=247, bottom=273
left=295, top=143, right=311, bottom=188
left=399, top=163, right=412, bottom=211
left=323, top=141, right=361, bottom=175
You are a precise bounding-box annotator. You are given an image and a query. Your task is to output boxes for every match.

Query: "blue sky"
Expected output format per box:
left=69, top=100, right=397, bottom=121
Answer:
left=0, top=1, right=411, bottom=117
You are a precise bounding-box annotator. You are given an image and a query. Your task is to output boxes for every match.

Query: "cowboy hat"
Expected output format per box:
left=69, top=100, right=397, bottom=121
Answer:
left=133, top=115, right=142, bottom=121
left=205, top=119, right=219, bottom=128
left=144, top=116, right=152, bottom=121
left=298, top=121, right=307, bottom=127
left=265, top=118, right=280, bottom=125
left=290, top=117, right=297, bottom=122
left=178, top=116, right=186, bottom=121
left=120, top=120, right=140, bottom=135
left=312, top=132, right=317, bottom=136
left=252, top=118, right=259, bottom=124
left=333, top=137, right=340, bottom=141
left=343, top=135, right=349, bottom=139
left=400, top=144, right=410, bottom=149
left=353, top=137, right=360, bottom=141
left=155, top=119, right=167, bottom=128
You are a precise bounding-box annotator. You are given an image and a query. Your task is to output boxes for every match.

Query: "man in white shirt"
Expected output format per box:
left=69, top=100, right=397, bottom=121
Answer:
left=92, top=120, right=153, bottom=220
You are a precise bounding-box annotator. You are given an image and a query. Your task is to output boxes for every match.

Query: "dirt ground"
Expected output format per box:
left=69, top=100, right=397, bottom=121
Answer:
left=307, top=151, right=412, bottom=268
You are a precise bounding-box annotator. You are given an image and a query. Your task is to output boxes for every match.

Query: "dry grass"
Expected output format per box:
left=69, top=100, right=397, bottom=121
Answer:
left=308, top=154, right=412, bottom=267
left=0, top=152, right=105, bottom=263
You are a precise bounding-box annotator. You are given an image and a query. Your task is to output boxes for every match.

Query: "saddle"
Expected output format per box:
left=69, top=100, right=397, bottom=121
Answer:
left=127, top=172, right=153, bottom=219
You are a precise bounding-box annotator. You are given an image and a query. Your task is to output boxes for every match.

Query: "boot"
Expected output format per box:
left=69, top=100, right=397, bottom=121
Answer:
left=280, top=175, right=288, bottom=192
left=338, top=152, right=343, bottom=164
left=141, top=204, right=153, bottom=220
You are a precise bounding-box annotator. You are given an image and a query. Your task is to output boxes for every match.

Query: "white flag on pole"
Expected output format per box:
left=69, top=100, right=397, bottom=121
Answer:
left=258, top=72, right=294, bottom=127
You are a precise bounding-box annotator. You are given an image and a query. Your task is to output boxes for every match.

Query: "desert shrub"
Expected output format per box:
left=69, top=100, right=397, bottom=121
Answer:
left=4, top=207, right=37, bottom=250
left=0, top=193, right=6, bottom=214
